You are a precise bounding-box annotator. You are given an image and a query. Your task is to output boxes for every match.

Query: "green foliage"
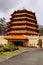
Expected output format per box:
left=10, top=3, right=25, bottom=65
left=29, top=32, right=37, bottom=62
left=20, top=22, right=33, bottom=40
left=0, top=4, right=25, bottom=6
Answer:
left=0, top=44, right=19, bottom=52
left=9, top=44, right=15, bottom=51
left=0, top=49, right=24, bottom=57
left=39, top=28, right=43, bottom=36
left=14, top=45, right=19, bottom=50
left=37, top=39, right=42, bottom=48
left=3, top=44, right=10, bottom=51
left=0, top=17, right=7, bottom=35
left=0, top=44, right=4, bottom=52
left=29, top=44, right=37, bottom=48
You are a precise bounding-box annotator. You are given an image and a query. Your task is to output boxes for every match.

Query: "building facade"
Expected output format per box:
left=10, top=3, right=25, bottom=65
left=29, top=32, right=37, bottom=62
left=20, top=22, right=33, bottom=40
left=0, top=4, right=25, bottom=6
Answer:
left=5, top=9, right=40, bottom=47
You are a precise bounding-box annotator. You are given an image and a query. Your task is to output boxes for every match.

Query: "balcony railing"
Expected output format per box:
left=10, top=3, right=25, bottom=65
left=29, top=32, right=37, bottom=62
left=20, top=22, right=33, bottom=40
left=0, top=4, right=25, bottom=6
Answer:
left=11, top=9, right=35, bottom=16
left=10, top=17, right=36, bottom=22
left=7, top=25, right=39, bottom=31
left=7, top=21, right=38, bottom=29
left=6, top=30, right=39, bottom=35
left=12, top=13, right=36, bottom=19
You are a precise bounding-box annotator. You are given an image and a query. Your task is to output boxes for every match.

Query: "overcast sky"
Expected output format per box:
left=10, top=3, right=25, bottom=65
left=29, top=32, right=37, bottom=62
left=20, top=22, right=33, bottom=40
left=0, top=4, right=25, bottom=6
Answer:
left=0, top=0, right=43, bottom=25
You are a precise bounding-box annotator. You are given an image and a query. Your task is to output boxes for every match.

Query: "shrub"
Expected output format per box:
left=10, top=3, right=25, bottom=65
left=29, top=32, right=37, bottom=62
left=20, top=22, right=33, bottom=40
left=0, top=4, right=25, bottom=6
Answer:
left=0, top=44, right=19, bottom=52
left=0, top=44, right=4, bottom=52
left=37, top=39, right=42, bottom=48
left=3, top=44, right=19, bottom=51
left=9, top=44, right=15, bottom=51
left=9, top=44, right=19, bottom=51
left=3, top=44, right=10, bottom=51
left=29, top=44, right=37, bottom=48
left=14, top=45, right=19, bottom=50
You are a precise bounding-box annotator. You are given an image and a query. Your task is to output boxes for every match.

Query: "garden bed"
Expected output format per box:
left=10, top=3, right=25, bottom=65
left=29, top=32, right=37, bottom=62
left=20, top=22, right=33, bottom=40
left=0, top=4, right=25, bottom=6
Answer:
left=0, top=48, right=24, bottom=57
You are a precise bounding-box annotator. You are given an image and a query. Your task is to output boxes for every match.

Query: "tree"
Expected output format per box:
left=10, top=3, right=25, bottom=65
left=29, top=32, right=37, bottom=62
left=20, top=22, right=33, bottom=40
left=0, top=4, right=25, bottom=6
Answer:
left=39, top=28, right=43, bottom=36
left=37, top=39, right=42, bottom=48
left=0, top=17, right=7, bottom=35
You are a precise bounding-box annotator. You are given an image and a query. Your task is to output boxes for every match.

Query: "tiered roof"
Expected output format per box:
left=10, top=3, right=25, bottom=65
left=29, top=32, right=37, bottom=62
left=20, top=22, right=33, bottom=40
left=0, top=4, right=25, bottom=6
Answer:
left=6, top=9, right=40, bottom=40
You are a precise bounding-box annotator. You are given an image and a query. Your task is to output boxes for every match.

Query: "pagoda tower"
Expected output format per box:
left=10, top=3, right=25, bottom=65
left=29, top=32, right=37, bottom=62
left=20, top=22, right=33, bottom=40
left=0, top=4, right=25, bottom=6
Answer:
left=5, top=9, right=40, bottom=47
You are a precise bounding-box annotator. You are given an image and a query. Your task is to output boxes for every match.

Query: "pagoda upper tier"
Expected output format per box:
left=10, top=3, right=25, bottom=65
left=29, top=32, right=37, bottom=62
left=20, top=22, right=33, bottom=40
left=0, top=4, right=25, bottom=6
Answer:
left=6, top=9, right=40, bottom=36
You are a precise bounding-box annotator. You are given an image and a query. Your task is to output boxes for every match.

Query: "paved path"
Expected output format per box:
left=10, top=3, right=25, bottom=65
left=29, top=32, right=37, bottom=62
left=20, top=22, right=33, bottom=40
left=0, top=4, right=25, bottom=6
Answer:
left=0, top=56, right=9, bottom=62
left=0, top=48, right=43, bottom=65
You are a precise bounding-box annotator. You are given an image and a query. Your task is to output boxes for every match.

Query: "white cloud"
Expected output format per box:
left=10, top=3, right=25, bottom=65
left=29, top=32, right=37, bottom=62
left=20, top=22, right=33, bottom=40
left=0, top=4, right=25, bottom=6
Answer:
left=0, top=0, right=43, bottom=25
left=0, top=11, right=4, bottom=18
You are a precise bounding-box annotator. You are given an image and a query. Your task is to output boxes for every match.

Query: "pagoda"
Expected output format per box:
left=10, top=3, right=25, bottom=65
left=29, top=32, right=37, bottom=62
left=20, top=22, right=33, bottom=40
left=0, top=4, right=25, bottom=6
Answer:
left=5, top=9, right=40, bottom=47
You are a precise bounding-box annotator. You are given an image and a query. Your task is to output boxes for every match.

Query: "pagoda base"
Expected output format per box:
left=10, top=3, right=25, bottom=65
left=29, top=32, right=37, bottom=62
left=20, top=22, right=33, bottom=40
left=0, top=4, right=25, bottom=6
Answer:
left=5, top=35, right=28, bottom=47
left=8, top=39, right=28, bottom=47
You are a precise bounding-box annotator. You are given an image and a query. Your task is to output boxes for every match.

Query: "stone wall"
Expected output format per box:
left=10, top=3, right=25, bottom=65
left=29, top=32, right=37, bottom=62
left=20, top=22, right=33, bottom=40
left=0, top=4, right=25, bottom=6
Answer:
left=41, top=36, right=43, bottom=47
left=0, top=36, right=43, bottom=48
left=0, top=36, right=8, bottom=45
left=27, top=36, right=43, bottom=48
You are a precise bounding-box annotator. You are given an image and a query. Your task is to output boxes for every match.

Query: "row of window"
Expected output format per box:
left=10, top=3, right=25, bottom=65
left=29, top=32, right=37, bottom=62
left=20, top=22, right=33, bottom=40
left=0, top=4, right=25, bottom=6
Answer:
left=13, top=10, right=35, bottom=16
left=13, top=14, right=36, bottom=20
left=8, top=23, right=38, bottom=28
left=7, top=33, right=39, bottom=36
left=6, top=29, right=39, bottom=33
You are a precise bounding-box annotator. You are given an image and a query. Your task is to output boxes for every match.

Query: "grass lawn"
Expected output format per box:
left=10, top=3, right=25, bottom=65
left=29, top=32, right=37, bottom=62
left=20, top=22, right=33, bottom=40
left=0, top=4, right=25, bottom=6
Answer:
left=0, top=48, right=24, bottom=57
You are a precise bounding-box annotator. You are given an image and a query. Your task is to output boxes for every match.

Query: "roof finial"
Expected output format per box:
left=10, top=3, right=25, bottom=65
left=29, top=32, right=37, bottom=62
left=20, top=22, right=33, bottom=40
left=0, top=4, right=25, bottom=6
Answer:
left=23, top=7, right=26, bottom=10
